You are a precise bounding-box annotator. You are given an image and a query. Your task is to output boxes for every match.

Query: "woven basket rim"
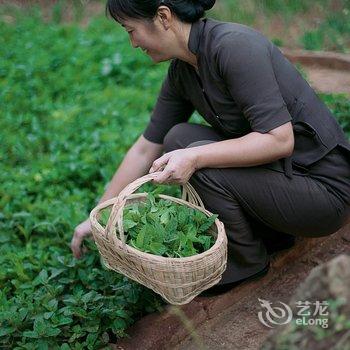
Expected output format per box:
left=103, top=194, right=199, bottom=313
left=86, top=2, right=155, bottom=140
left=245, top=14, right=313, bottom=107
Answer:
left=90, top=192, right=226, bottom=263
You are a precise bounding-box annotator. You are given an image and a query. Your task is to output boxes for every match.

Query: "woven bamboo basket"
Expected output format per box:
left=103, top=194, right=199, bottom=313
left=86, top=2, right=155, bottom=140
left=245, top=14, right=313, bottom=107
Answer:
left=90, top=172, right=227, bottom=305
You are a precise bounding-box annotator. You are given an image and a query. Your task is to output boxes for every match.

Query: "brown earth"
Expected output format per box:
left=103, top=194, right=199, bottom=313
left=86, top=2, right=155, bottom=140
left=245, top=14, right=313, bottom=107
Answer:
left=282, top=49, right=350, bottom=96
left=305, top=66, right=350, bottom=95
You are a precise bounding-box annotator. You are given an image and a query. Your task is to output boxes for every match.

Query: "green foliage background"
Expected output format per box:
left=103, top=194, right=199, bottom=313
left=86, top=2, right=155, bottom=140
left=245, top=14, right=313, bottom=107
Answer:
left=0, top=7, right=170, bottom=350
left=0, top=1, right=349, bottom=349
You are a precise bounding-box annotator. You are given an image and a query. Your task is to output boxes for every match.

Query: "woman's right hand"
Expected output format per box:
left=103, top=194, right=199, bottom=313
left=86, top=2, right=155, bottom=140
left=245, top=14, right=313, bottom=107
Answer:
left=71, top=218, right=92, bottom=259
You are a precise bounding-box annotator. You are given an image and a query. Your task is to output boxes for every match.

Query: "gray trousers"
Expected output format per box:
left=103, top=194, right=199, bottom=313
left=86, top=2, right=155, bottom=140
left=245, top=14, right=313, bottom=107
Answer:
left=163, top=123, right=350, bottom=285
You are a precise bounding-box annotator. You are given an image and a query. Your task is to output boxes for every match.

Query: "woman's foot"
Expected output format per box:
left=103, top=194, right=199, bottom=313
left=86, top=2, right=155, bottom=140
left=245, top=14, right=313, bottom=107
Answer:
left=198, top=261, right=270, bottom=297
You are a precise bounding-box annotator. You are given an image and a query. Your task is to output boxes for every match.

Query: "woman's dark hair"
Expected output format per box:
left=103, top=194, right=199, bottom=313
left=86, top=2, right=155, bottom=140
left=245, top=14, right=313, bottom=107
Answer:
left=106, top=0, right=215, bottom=24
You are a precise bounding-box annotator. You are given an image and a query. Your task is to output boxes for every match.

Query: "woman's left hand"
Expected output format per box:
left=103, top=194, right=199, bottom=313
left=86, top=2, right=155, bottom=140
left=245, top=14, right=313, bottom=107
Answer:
left=149, top=149, right=198, bottom=185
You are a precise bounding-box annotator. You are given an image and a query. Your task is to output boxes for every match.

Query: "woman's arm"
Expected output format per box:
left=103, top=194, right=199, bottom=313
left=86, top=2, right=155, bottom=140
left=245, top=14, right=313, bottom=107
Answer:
left=150, top=122, right=294, bottom=185
left=193, top=122, right=294, bottom=169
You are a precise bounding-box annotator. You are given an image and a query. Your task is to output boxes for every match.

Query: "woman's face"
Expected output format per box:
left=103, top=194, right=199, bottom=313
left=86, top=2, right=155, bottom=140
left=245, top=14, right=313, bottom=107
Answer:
left=120, top=16, right=173, bottom=63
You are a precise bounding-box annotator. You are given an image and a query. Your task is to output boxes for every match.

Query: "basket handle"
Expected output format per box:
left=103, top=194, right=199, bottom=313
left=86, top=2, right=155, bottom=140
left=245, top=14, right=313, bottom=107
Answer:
left=104, top=172, right=205, bottom=245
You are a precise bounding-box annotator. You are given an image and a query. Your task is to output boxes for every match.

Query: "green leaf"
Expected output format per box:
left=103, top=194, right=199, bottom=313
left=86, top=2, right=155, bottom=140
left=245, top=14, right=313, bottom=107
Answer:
left=112, top=318, right=127, bottom=331
left=135, top=225, right=146, bottom=247
left=0, top=327, right=15, bottom=337
left=160, top=210, right=170, bottom=225
left=23, top=330, right=40, bottom=339
left=115, top=309, right=129, bottom=319
left=34, top=318, right=46, bottom=335
left=48, top=268, right=66, bottom=281
left=81, top=291, right=95, bottom=303
left=179, top=232, right=187, bottom=247
left=85, top=324, right=99, bottom=333
left=86, top=332, right=98, bottom=348
left=44, top=311, right=55, bottom=320
left=154, top=221, right=166, bottom=241
left=45, top=327, right=61, bottom=337
left=55, top=316, right=73, bottom=326
left=178, top=207, right=188, bottom=226
left=34, top=269, right=49, bottom=285
left=194, top=209, right=206, bottom=223
left=198, top=214, right=218, bottom=234
left=186, top=224, right=197, bottom=240
left=18, top=307, right=28, bottom=321
left=149, top=242, right=167, bottom=256
left=46, top=299, right=58, bottom=311
left=123, top=219, right=138, bottom=231
left=165, top=217, right=178, bottom=235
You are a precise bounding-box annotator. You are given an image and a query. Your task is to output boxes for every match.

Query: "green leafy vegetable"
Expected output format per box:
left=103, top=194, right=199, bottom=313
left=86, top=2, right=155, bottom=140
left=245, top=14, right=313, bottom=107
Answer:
left=119, top=194, right=217, bottom=258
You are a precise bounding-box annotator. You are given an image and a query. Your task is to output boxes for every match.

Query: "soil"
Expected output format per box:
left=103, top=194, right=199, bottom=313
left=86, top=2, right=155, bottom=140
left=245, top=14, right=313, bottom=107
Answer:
left=304, top=66, right=350, bottom=95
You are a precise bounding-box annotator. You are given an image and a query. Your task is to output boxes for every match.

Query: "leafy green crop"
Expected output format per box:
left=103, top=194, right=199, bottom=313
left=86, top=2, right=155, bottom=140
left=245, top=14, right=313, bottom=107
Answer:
left=100, top=193, right=217, bottom=258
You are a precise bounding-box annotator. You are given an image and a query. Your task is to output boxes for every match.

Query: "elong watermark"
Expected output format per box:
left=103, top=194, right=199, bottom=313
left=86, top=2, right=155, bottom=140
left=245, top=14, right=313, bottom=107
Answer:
left=258, top=298, right=329, bottom=329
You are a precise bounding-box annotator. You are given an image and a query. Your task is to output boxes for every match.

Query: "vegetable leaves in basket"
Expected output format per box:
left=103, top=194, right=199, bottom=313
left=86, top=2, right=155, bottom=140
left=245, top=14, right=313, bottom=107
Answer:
left=99, top=193, right=218, bottom=258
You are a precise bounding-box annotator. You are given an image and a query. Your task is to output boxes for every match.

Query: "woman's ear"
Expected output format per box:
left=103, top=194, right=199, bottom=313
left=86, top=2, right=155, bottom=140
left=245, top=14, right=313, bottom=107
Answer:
left=156, top=5, right=172, bottom=30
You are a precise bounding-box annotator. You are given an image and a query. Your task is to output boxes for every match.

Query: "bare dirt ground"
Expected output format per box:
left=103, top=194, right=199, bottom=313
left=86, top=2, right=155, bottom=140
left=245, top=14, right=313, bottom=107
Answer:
left=305, top=66, right=350, bottom=95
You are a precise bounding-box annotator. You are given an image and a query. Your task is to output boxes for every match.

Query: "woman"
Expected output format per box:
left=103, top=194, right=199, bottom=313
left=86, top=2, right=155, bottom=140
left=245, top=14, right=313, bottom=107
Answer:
left=71, top=0, right=350, bottom=296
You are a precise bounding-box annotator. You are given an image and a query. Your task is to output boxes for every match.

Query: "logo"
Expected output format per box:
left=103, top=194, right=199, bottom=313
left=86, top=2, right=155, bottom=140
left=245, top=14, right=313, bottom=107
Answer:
left=258, top=298, right=293, bottom=328
left=258, top=299, right=329, bottom=329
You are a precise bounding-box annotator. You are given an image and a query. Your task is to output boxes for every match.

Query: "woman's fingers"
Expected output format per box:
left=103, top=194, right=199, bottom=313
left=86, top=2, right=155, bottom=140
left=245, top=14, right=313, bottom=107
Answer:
left=150, top=153, right=171, bottom=173
left=71, top=233, right=83, bottom=259
left=150, top=163, right=166, bottom=173
left=71, top=219, right=92, bottom=259
left=152, top=168, right=173, bottom=184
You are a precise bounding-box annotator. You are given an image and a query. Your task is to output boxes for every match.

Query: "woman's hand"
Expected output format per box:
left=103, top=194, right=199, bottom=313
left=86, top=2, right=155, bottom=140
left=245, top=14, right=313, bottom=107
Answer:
left=71, top=218, right=92, bottom=259
left=149, top=148, right=198, bottom=184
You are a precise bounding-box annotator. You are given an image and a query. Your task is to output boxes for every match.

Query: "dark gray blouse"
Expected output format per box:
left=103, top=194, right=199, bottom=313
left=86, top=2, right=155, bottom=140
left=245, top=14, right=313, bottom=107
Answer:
left=144, top=18, right=294, bottom=142
left=143, top=17, right=350, bottom=201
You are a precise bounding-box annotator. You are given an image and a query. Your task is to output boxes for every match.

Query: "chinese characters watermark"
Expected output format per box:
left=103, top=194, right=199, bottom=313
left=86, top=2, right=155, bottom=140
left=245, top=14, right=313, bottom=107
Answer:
left=258, top=298, right=329, bottom=329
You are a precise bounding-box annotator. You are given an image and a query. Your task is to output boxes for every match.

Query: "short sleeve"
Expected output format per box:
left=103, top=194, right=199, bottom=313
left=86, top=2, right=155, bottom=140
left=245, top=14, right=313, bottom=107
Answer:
left=143, top=60, right=194, bottom=144
left=215, top=32, right=292, bottom=133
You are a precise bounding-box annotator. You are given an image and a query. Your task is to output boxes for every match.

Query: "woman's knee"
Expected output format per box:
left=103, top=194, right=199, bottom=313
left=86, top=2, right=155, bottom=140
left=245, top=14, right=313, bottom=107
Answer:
left=163, top=123, right=190, bottom=153
left=163, top=123, right=222, bottom=153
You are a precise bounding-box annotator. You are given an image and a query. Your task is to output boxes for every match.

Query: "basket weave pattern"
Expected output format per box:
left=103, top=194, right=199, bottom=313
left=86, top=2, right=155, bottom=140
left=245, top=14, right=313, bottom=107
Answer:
left=90, top=172, right=227, bottom=305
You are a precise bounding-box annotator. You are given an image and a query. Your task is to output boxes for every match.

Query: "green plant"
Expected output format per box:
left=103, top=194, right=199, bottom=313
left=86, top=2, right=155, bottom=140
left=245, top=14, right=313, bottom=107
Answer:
left=300, top=8, right=350, bottom=52
left=99, top=193, right=217, bottom=258
left=318, top=93, right=350, bottom=137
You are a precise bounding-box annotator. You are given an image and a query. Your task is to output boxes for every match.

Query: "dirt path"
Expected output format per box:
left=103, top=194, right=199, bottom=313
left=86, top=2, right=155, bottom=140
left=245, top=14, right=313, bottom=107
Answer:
left=305, top=66, right=350, bottom=95
left=282, top=49, right=350, bottom=96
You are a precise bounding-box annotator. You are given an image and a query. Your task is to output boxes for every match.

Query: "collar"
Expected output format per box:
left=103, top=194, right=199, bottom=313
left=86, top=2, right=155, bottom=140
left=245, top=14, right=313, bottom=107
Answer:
left=188, top=18, right=207, bottom=55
